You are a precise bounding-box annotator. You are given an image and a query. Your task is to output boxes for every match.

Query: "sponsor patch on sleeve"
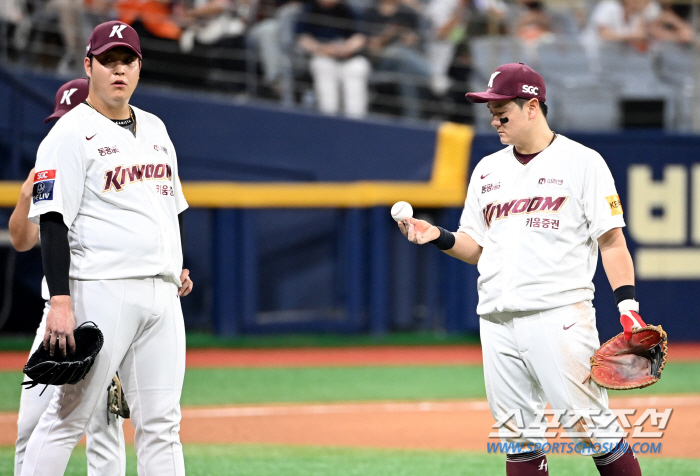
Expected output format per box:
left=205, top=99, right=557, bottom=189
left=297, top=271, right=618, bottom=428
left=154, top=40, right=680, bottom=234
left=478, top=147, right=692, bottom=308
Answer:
left=34, top=169, right=56, bottom=182
left=33, top=180, right=55, bottom=203
left=606, top=194, right=623, bottom=216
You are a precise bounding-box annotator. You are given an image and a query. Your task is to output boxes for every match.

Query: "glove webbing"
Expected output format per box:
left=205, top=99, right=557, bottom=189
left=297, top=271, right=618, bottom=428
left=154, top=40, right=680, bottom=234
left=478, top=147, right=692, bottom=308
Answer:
left=22, top=359, right=92, bottom=395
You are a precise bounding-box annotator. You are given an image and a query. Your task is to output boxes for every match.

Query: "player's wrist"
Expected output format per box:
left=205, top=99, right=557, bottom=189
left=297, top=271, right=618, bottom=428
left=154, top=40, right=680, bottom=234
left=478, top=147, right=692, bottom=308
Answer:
left=613, top=285, right=637, bottom=313
left=429, top=226, right=455, bottom=250
left=50, top=295, right=72, bottom=306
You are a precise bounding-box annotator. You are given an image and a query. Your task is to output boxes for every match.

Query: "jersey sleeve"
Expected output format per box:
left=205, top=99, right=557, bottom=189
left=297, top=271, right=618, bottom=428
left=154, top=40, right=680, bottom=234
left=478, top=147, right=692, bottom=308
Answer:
left=168, top=139, right=189, bottom=214
left=457, top=172, right=485, bottom=247
left=174, top=175, right=188, bottom=214
left=583, top=153, right=626, bottom=240
left=28, top=127, right=85, bottom=228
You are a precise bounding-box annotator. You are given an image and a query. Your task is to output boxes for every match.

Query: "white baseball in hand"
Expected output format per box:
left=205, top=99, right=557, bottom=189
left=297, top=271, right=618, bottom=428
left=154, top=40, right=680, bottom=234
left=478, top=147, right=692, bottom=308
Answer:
left=391, top=201, right=413, bottom=222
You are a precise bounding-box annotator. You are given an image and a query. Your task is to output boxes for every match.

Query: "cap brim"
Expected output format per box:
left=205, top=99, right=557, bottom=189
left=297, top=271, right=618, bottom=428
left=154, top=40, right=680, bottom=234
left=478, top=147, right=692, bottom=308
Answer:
left=44, top=111, right=65, bottom=123
left=90, top=42, right=142, bottom=59
left=464, top=92, right=517, bottom=103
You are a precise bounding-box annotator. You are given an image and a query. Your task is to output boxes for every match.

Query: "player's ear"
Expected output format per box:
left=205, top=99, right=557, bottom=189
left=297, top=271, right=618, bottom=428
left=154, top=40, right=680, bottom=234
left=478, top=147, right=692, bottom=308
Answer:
left=528, top=98, right=538, bottom=119
left=84, top=56, right=91, bottom=78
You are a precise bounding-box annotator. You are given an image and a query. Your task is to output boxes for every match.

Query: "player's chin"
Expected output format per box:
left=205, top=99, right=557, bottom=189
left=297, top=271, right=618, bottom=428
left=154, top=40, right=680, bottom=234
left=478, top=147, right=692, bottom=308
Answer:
left=109, top=90, right=128, bottom=100
left=111, top=87, right=134, bottom=99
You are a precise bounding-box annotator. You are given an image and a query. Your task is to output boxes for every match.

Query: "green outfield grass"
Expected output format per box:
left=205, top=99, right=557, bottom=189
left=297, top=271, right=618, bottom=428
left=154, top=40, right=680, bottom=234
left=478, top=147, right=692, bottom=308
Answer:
left=184, top=331, right=482, bottom=349
left=0, top=365, right=486, bottom=412
left=0, top=444, right=697, bottom=476
left=179, top=365, right=489, bottom=406
left=1, top=361, right=700, bottom=412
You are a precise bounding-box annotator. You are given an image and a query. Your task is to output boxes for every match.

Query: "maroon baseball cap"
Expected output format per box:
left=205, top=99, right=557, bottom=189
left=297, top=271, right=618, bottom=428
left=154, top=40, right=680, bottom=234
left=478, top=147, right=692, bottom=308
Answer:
left=466, top=63, right=546, bottom=104
left=45, top=78, right=89, bottom=123
left=86, top=21, right=142, bottom=59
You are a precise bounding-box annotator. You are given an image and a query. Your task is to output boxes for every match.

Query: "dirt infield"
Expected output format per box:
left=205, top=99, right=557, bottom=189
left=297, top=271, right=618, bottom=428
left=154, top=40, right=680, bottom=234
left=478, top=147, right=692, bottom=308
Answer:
left=0, top=396, right=696, bottom=457
left=173, top=396, right=696, bottom=457
left=1, top=342, right=699, bottom=370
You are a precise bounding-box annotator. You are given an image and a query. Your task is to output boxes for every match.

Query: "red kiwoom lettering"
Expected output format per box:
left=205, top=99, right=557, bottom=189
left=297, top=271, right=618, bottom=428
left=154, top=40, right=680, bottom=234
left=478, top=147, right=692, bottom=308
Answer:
left=34, top=170, right=56, bottom=182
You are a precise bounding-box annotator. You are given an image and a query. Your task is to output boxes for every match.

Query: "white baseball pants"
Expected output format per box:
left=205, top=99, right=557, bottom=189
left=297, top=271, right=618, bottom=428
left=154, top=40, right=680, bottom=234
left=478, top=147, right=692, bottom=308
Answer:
left=20, top=277, right=186, bottom=476
left=309, top=55, right=371, bottom=119
left=15, top=303, right=126, bottom=476
left=480, top=301, right=625, bottom=456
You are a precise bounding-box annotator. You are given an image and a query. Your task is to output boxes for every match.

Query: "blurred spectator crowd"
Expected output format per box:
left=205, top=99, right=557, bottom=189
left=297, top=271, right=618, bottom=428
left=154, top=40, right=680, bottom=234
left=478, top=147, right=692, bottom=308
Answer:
left=1, top=0, right=699, bottom=128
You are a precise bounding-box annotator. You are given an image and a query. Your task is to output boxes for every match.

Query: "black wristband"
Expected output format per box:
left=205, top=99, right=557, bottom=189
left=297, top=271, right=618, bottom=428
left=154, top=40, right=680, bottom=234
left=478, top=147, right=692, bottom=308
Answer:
left=429, top=226, right=456, bottom=250
left=40, top=212, right=71, bottom=297
left=613, top=285, right=635, bottom=305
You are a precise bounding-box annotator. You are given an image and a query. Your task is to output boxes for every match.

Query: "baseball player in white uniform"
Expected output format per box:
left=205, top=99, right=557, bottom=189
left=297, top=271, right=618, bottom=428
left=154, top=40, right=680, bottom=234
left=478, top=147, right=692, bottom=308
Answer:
left=398, top=63, right=645, bottom=476
left=21, top=21, right=193, bottom=476
left=10, top=78, right=128, bottom=476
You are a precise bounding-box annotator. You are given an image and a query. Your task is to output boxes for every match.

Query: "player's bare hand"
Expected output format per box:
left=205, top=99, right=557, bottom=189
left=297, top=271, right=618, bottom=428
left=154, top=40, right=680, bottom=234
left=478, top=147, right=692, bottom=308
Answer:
left=44, top=295, right=76, bottom=357
left=178, top=269, right=193, bottom=297
left=399, top=217, right=440, bottom=245
left=397, top=219, right=410, bottom=238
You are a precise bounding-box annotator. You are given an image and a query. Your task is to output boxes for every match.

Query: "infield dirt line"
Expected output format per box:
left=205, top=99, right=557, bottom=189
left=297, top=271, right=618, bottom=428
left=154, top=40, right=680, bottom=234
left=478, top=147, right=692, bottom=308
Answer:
left=0, top=395, right=696, bottom=423
left=180, top=400, right=493, bottom=418
left=0, top=401, right=493, bottom=424
left=173, top=394, right=700, bottom=418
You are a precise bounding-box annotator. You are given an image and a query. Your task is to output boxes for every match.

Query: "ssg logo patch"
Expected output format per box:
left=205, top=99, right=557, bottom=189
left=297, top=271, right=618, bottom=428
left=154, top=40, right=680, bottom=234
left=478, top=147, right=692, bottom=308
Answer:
left=606, top=194, right=623, bottom=216
left=33, top=169, right=57, bottom=203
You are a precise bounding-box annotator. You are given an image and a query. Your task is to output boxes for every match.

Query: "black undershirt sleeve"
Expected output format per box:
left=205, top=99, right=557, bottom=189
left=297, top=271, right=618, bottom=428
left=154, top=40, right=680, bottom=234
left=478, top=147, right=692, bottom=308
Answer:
left=39, top=212, right=71, bottom=297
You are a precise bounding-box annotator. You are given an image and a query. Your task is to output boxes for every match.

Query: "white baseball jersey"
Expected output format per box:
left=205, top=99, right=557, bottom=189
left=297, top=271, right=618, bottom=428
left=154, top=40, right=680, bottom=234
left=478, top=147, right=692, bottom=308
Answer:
left=458, top=135, right=625, bottom=315
left=41, top=278, right=49, bottom=300
left=28, top=103, right=188, bottom=285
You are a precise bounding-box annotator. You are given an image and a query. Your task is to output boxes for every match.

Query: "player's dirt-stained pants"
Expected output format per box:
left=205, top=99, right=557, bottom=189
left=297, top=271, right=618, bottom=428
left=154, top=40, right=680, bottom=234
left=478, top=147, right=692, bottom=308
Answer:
left=20, top=277, right=186, bottom=476
left=480, top=301, right=626, bottom=457
left=15, top=302, right=126, bottom=476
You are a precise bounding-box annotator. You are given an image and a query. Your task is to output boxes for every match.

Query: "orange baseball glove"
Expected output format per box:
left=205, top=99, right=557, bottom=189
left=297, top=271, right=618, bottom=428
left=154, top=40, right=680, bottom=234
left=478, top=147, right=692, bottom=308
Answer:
left=585, top=324, right=668, bottom=390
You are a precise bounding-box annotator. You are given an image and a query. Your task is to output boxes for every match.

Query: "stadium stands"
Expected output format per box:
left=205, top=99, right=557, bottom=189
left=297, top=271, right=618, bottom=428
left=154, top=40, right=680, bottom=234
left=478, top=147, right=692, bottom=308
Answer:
left=1, top=0, right=699, bottom=129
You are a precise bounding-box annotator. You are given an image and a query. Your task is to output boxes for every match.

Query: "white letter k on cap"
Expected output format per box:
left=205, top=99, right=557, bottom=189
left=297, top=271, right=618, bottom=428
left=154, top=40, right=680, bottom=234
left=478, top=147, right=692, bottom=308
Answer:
left=488, top=72, right=501, bottom=88
left=60, top=88, right=78, bottom=105
left=110, top=25, right=127, bottom=38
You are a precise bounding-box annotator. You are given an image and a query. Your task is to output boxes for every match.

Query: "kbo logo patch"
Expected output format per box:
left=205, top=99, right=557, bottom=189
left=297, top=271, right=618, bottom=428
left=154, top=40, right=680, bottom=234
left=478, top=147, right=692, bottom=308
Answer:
left=33, top=169, right=56, bottom=203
